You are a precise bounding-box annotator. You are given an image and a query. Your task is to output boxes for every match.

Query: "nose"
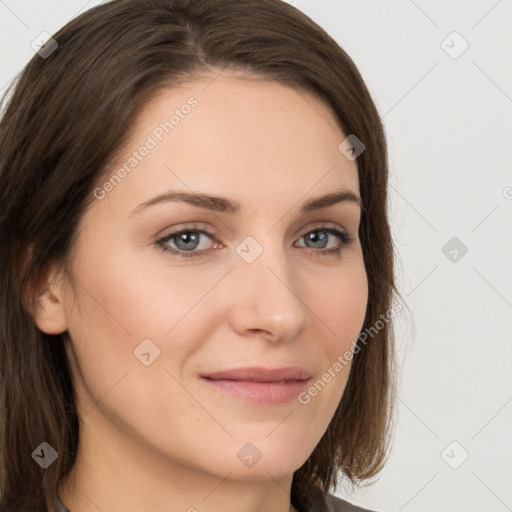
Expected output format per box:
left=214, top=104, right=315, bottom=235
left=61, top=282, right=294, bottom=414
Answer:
left=224, top=238, right=309, bottom=343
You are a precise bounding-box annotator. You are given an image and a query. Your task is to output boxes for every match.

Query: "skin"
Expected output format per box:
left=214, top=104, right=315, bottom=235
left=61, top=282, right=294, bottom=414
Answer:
left=33, top=71, right=368, bottom=512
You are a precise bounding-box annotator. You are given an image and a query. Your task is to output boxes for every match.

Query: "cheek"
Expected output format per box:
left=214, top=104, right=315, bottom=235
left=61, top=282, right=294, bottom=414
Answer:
left=64, top=245, right=233, bottom=419
left=293, top=257, right=367, bottom=418
left=319, top=258, right=369, bottom=354
left=63, top=251, right=214, bottom=443
left=72, top=241, right=228, bottom=342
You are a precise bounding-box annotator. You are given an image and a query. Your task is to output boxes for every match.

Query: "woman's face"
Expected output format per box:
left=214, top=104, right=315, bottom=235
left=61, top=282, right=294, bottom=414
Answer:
left=45, top=73, right=368, bottom=486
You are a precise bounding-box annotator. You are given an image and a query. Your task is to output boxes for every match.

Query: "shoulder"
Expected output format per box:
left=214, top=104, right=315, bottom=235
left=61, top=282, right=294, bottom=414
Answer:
left=307, top=492, right=382, bottom=512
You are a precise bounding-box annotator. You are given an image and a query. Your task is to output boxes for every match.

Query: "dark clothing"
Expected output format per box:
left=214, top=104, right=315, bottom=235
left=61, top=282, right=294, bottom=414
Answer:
left=53, top=492, right=379, bottom=512
left=313, top=492, right=378, bottom=511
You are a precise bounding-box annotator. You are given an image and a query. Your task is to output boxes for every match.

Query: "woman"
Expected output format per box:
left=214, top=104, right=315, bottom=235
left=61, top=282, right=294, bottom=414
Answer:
left=0, top=0, right=401, bottom=510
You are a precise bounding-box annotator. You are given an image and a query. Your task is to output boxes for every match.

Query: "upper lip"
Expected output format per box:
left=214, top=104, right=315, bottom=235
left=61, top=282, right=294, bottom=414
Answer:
left=200, top=366, right=312, bottom=382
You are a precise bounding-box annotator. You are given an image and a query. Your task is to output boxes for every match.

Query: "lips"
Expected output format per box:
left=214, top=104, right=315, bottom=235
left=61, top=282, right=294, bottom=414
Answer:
left=200, top=366, right=312, bottom=404
left=200, top=366, right=312, bottom=383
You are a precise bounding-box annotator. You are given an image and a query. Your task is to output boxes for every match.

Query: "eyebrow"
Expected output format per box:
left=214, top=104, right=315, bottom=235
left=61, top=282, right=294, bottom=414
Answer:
left=131, top=188, right=363, bottom=216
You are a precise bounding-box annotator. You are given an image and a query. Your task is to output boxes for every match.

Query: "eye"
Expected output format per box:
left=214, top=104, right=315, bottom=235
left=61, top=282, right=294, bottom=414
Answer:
left=295, top=226, right=353, bottom=257
left=156, top=226, right=219, bottom=259
left=155, top=223, right=354, bottom=260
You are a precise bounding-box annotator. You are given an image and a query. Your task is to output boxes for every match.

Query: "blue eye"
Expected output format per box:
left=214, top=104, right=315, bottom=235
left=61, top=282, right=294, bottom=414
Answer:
left=155, top=226, right=217, bottom=259
left=163, top=229, right=211, bottom=252
left=297, top=228, right=353, bottom=256
left=155, top=225, right=353, bottom=260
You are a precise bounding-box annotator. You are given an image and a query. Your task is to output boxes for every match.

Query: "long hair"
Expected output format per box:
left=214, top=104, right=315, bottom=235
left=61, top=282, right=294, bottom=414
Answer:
left=0, top=1, right=400, bottom=510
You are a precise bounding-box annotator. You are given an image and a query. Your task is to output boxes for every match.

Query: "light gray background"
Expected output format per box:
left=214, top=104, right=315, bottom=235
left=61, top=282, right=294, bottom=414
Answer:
left=1, top=1, right=511, bottom=511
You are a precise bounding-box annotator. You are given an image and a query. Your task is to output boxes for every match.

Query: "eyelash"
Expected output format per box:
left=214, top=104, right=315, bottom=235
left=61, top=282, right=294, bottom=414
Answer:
left=155, top=224, right=354, bottom=260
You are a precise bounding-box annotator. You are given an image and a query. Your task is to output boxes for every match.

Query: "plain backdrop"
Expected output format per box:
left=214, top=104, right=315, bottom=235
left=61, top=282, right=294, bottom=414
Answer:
left=1, top=1, right=512, bottom=511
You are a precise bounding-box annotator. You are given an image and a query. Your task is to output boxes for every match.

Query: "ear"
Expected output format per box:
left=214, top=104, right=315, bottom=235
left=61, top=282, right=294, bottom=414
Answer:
left=28, top=262, right=69, bottom=335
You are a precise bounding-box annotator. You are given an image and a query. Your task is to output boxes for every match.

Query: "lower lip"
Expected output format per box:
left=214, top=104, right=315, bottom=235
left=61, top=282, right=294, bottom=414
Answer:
left=201, top=377, right=310, bottom=404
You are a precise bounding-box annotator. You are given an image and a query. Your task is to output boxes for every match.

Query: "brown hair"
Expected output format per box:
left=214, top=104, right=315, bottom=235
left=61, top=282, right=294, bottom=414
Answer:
left=0, top=0, right=401, bottom=510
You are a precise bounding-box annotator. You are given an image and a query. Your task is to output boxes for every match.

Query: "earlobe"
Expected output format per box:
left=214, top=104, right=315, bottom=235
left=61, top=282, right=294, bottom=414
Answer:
left=29, top=265, right=69, bottom=335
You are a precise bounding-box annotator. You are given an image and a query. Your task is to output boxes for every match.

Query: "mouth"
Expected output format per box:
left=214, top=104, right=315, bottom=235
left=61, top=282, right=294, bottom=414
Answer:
left=199, top=366, right=312, bottom=404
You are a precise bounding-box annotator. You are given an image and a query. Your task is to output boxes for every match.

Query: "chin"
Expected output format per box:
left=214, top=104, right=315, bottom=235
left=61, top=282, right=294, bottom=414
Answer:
left=211, top=442, right=310, bottom=482
left=220, top=461, right=301, bottom=482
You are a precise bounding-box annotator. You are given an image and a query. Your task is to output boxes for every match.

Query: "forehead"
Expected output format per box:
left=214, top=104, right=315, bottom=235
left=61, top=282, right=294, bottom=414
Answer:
left=135, top=73, right=348, bottom=151
left=96, top=73, right=360, bottom=216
